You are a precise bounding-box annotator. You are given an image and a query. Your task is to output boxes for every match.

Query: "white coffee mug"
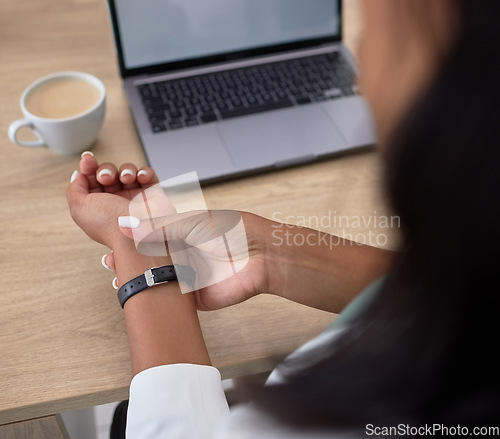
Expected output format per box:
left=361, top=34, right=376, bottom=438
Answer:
left=8, top=71, right=106, bottom=155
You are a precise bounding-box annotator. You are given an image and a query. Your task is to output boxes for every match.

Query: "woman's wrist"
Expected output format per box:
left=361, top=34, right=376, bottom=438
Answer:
left=254, top=215, right=289, bottom=297
left=239, top=212, right=307, bottom=298
left=110, top=235, right=172, bottom=289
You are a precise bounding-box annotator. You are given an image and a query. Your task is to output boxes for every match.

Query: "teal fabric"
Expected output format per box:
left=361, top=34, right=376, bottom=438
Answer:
left=327, top=276, right=385, bottom=331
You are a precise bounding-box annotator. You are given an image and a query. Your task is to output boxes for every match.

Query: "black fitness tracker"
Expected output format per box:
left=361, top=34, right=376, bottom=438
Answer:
left=117, top=264, right=196, bottom=308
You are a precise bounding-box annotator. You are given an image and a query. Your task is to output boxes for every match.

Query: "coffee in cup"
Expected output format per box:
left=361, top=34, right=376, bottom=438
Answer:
left=8, top=71, right=106, bottom=155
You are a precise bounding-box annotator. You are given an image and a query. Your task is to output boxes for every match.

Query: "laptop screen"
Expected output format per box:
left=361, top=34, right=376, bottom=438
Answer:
left=110, top=0, right=341, bottom=73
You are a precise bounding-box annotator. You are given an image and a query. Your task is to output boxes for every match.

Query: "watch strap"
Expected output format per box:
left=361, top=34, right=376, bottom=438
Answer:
left=117, top=264, right=196, bottom=308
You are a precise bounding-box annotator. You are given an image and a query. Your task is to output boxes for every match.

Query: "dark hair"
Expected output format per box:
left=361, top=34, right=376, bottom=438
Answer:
left=257, top=0, right=500, bottom=428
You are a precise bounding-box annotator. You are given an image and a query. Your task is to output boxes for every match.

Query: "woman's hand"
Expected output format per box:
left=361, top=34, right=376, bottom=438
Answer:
left=66, top=153, right=159, bottom=250
left=108, top=208, right=274, bottom=311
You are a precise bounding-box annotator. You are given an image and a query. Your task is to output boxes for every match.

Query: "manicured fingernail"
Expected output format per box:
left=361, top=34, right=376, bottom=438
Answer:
left=98, top=168, right=113, bottom=178
left=137, top=170, right=148, bottom=177
left=81, top=151, right=94, bottom=158
left=101, top=254, right=113, bottom=271
left=70, top=170, right=78, bottom=183
left=120, top=169, right=134, bottom=178
left=112, top=277, right=118, bottom=290
left=118, top=216, right=140, bottom=228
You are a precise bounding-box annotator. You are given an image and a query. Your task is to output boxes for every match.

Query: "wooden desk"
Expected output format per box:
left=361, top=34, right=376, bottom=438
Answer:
left=0, top=0, right=395, bottom=435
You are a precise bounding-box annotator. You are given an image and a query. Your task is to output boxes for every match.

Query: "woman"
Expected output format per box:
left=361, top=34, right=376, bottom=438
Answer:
left=67, top=0, right=500, bottom=436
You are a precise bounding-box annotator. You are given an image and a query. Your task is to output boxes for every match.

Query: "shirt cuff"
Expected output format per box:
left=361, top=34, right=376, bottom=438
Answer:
left=127, top=363, right=230, bottom=439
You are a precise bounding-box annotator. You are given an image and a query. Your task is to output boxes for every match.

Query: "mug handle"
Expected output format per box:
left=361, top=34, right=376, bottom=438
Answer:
left=8, top=119, right=47, bottom=147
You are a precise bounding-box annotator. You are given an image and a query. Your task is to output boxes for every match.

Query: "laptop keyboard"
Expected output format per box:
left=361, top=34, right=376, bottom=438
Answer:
left=137, top=51, right=357, bottom=133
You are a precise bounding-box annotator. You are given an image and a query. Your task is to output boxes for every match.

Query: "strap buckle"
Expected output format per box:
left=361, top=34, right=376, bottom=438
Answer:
left=144, top=268, right=157, bottom=287
left=144, top=267, right=174, bottom=287
left=144, top=265, right=196, bottom=288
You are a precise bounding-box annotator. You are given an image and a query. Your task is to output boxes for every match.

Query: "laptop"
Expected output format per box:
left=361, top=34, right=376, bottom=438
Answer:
left=107, top=0, right=376, bottom=184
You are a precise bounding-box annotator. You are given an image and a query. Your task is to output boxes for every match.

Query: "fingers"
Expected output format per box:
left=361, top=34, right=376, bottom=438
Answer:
left=136, top=166, right=159, bottom=187
left=117, top=164, right=159, bottom=187
left=78, top=153, right=158, bottom=194
left=95, top=163, right=158, bottom=192
left=101, top=252, right=118, bottom=290
left=118, top=210, right=206, bottom=244
left=101, top=252, right=116, bottom=272
left=117, top=210, right=242, bottom=250
left=66, top=168, right=91, bottom=215
left=79, top=151, right=119, bottom=193
left=96, top=163, right=121, bottom=193
left=118, top=164, right=138, bottom=188
left=79, top=151, right=101, bottom=193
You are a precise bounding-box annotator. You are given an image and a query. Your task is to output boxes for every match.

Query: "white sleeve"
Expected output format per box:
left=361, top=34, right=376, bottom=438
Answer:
left=126, top=363, right=230, bottom=439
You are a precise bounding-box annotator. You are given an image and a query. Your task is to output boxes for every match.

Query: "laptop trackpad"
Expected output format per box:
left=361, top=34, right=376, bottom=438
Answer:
left=218, top=105, right=346, bottom=170
left=322, top=96, right=376, bottom=147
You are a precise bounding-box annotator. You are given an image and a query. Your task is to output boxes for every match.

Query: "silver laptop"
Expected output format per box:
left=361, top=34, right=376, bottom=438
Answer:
left=107, top=0, right=376, bottom=184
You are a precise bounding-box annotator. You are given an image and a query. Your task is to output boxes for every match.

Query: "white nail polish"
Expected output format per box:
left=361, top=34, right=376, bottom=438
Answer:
left=112, top=277, right=119, bottom=290
left=101, top=254, right=113, bottom=271
left=81, top=151, right=94, bottom=158
left=137, top=170, right=148, bottom=177
left=118, top=216, right=140, bottom=228
left=70, top=170, right=78, bottom=183
left=120, top=169, right=134, bottom=178
left=98, top=169, right=113, bottom=178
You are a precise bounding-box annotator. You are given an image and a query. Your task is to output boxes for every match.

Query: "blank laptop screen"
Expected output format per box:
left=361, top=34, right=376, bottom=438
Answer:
left=114, top=0, right=341, bottom=70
